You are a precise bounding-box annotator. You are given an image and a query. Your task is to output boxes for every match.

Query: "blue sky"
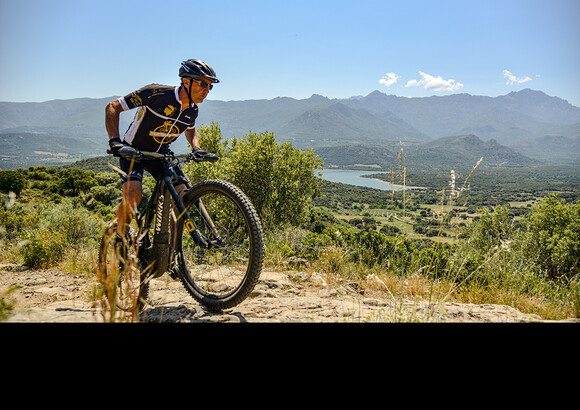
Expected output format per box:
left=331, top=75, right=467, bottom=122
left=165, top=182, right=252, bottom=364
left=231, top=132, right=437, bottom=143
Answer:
left=1, top=0, right=579, bottom=106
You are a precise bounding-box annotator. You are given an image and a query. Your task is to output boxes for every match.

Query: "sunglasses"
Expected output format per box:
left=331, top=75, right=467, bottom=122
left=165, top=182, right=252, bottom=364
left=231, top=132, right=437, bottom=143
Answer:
left=190, top=78, right=213, bottom=90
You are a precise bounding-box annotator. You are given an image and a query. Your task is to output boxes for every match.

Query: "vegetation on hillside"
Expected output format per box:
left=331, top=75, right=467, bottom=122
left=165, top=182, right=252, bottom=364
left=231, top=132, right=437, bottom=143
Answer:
left=1, top=123, right=579, bottom=320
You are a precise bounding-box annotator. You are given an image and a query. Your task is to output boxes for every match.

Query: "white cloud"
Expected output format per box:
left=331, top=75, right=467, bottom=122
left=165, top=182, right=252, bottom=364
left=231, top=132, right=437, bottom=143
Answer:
left=503, top=69, right=532, bottom=85
left=379, top=72, right=400, bottom=87
left=404, top=71, right=464, bottom=92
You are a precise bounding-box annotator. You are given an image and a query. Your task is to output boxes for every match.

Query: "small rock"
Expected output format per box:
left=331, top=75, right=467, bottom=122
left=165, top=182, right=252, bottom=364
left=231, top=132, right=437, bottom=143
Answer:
left=284, top=257, right=309, bottom=268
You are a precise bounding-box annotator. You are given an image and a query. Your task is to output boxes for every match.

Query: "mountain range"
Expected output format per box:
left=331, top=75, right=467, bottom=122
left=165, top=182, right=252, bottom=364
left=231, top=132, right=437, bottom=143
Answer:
left=1, top=88, right=579, bottom=170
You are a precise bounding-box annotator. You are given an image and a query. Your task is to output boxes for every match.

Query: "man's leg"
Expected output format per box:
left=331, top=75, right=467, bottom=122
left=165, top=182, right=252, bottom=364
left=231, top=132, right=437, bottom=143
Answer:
left=117, top=180, right=143, bottom=237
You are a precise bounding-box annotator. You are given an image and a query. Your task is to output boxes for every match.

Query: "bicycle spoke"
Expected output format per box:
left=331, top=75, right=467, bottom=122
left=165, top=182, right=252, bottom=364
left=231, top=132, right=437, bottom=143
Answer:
left=177, top=180, right=264, bottom=310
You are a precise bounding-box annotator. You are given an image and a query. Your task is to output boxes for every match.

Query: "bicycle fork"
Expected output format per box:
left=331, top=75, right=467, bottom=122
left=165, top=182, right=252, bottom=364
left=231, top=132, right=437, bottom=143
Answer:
left=164, top=176, right=219, bottom=249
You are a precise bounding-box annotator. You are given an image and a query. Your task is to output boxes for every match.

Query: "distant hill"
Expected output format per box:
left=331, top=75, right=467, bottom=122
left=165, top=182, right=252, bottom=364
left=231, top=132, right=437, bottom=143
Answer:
left=60, top=134, right=540, bottom=178
left=0, top=132, right=104, bottom=169
left=508, top=134, right=580, bottom=164
left=314, top=135, right=542, bottom=173
left=1, top=88, right=579, bottom=169
left=276, top=102, right=430, bottom=146
left=406, top=134, right=542, bottom=170
left=0, top=97, right=116, bottom=135
left=313, top=145, right=399, bottom=170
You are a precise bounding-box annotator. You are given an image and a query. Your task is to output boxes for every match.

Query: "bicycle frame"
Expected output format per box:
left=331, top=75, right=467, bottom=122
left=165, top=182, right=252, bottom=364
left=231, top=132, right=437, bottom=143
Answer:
left=123, top=149, right=215, bottom=278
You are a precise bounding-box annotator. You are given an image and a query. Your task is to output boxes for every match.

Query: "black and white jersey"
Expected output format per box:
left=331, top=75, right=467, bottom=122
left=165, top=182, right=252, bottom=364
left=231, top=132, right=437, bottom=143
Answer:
left=118, top=83, right=198, bottom=152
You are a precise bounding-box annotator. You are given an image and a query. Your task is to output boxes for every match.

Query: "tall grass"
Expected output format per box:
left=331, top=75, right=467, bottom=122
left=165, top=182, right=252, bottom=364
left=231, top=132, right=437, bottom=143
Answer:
left=92, top=230, right=144, bottom=322
left=263, top=223, right=578, bottom=320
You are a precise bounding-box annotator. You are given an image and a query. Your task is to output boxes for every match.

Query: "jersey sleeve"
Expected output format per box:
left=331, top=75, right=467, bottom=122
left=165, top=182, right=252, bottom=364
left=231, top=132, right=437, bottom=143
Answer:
left=118, top=83, right=166, bottom=111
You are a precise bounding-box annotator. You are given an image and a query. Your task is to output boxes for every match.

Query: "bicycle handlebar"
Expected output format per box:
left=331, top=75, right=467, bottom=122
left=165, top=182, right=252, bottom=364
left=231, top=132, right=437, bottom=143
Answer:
left=107, top=146, right=219, bottom=163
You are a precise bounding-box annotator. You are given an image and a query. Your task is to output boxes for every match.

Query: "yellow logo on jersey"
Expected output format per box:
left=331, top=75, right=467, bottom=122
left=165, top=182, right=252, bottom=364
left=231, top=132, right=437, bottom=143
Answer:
left=164, top=105, right=176, bottom=116
left=150, top=121, right=181, bottom=144
left=129, top=93, right=142, bottom=107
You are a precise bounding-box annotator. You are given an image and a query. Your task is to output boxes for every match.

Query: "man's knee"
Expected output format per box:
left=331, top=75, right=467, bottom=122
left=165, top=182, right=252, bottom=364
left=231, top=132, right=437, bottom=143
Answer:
left=121, top=181, right=143, bottom=212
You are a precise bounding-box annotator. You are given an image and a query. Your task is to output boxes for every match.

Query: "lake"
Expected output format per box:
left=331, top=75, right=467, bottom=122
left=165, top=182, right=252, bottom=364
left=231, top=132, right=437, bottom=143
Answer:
left=319, top=169, right=410, bottom=191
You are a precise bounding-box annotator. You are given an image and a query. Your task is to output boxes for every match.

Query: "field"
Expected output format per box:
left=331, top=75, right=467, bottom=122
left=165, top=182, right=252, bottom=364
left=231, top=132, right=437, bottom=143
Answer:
left=314, top=165, right=580, bottom=243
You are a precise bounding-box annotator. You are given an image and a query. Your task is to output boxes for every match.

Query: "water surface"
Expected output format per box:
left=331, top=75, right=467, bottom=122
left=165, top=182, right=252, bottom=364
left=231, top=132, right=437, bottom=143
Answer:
left=319, top=169, right=408, bottom=191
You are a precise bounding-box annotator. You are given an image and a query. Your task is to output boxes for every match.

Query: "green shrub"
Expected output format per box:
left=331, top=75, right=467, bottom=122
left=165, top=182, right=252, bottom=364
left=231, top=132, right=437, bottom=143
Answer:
left=0, top=204, right=41, bottom=242
left=43, top=198, right=103, bottom=245
left=521, top=194, right=580, bottom=281
left=20, top=229, right=66, bottom=268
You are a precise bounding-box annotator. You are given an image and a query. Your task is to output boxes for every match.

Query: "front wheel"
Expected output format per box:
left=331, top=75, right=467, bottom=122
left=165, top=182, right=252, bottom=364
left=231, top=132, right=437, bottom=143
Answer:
left=175, top=180, right=264, bottom=311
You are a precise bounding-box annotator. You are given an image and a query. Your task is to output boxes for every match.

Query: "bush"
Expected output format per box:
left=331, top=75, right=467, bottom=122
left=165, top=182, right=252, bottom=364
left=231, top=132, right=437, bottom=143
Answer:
left=43, top=198, right=103, bottom=245
left=522, top=194, right=580, bottom=281
left=19, top=229, right=66, bottom=268
left=0, top=204, right=41, bottom=242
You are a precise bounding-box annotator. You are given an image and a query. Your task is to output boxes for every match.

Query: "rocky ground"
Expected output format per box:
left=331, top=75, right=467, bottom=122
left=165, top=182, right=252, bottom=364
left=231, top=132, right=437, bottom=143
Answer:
left=1, top=262, right=577, bottom=323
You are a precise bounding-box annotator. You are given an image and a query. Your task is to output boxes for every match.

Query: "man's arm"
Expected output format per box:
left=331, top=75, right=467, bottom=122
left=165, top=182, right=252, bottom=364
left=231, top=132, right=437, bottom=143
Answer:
left=185, top=127, right=200, bottom=149
left=105, top=99, right=124, bottom=140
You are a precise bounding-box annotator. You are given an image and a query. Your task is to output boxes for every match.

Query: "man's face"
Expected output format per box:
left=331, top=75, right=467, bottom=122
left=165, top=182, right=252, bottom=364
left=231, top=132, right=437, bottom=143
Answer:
left=184, top=77, right=213, bottom=103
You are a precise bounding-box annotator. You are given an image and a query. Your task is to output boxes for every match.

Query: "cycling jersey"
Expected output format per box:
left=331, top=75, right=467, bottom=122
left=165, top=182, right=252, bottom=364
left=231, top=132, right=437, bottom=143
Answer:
left=118, top=83, right=198, bottom=152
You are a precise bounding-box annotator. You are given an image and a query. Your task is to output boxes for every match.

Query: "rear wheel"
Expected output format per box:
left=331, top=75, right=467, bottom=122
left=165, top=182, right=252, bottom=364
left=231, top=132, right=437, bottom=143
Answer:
left=175, top=180, right=264, bottom=311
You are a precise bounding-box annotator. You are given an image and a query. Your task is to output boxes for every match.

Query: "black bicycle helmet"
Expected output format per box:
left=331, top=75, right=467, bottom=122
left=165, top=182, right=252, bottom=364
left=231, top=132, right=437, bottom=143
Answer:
left=179, top=59, right=219, bottom=83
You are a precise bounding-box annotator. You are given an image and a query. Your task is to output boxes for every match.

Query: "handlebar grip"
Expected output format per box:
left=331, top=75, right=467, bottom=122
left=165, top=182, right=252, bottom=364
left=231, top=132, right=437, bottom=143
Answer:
left=203, top=153, right=219, bottom=162
left=118, top=146, right=142, bottom=160
left=191, top=150, right=219, bottom=162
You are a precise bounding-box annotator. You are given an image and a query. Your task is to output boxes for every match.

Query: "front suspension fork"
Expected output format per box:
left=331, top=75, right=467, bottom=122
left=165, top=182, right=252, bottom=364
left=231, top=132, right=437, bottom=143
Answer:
left=166, top=178, right=209, bottom=248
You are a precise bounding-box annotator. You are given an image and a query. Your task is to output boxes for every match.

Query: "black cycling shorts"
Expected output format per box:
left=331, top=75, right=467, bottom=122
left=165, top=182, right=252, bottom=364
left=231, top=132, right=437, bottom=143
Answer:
left=118, top=156, right=187, bottom=186
left=119, top=156, right=163, bottom=183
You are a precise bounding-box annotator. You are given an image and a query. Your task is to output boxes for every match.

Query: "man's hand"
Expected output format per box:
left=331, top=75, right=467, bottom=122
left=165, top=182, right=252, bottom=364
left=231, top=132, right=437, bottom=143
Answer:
left=109, top=137, right=126, bottom=157
left=192, top=147, right=208, bottom=157
left=192, top=147, right=218, bottom=162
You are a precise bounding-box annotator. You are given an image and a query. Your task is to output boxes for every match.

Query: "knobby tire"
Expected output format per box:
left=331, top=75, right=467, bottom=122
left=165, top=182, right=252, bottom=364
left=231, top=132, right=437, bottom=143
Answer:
left=176, top=179, right=264, bottom=312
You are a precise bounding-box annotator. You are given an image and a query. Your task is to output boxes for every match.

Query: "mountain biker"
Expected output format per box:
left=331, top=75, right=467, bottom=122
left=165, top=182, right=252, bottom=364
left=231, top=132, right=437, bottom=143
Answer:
left=105, top=58, right=219, bottom=239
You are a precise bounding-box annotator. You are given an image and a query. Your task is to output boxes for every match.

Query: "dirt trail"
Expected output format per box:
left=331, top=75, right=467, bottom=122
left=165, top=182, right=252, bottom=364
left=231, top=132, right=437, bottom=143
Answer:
left=1, top=263, right=576, bottom=323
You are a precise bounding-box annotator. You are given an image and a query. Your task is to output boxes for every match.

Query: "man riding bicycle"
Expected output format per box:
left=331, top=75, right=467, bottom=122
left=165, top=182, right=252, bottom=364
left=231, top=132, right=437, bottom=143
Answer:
left=105, top=58, right=219, bottom=242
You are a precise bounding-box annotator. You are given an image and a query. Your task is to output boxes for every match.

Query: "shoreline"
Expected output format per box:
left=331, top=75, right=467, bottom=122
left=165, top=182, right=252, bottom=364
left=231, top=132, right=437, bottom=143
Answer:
left=320, top=168, right=428, bottom=189
left=367, top=176, right=428, bottom=190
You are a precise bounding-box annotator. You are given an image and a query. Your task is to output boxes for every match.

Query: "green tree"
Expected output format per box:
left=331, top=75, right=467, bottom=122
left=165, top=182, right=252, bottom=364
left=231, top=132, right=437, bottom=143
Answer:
left=225, top=130, right=323, bottom=229
left=0, top=170, right=27, bottom=195
left=459, top=204, right=514, bottom=254
left=52, top=168, right=98, bottom=196
left=186, top=125, right=323, bottom=230
left=186, top=121, right=228, bottom=183
left=522, top=194, right=580, bottom=281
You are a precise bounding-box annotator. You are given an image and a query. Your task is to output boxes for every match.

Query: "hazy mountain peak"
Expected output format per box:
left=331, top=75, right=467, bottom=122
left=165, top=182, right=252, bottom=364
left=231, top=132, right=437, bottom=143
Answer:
left=309, top=93, right=330, bottom=101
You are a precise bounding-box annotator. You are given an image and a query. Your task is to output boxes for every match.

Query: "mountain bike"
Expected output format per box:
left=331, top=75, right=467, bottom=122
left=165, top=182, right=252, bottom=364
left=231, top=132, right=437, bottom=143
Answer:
left=98, top=145, right=264, bottom=314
